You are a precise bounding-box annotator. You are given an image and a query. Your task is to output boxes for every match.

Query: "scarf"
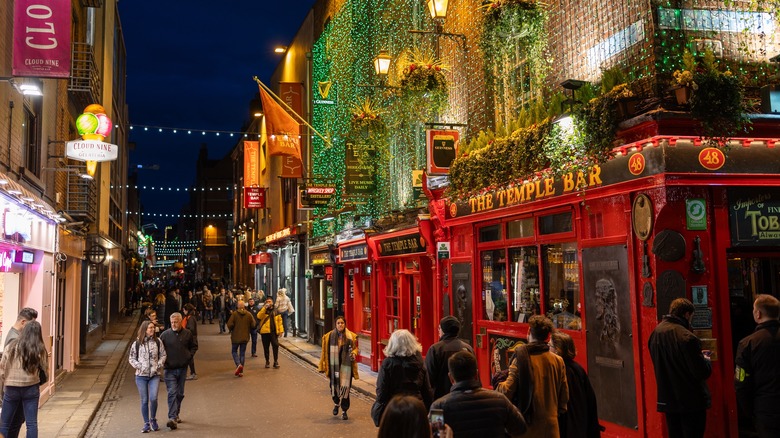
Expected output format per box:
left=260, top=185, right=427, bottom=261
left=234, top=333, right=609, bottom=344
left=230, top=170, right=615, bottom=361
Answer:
left=328, top=329, right=354, bottom=401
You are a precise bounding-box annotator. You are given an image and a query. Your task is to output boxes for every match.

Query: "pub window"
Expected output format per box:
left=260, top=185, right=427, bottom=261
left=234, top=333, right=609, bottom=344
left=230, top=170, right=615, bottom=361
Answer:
left=23, top=98, right=42, bottom=176
left=539, top=211, right=573, bottom=235
left=509, top=246, right=540, bottom=322
left=507, top=217, right=534, bottom=239
left=385, top=261, right=400, bottom=333
left=479, top=224, right=502, bottom=242
left=481, top=249, right=508, bottom=322
left=361, top=277, right=371, bottom=332
left=542, top=242, right=581, bottom=330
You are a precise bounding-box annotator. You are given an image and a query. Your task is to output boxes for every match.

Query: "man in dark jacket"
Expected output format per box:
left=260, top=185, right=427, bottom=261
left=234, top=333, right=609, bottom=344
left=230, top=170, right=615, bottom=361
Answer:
left=648, top=298, right=712, bottom=438
left=431, top=351, right=526, bottom=438
left=227, top=300, right=256, bottom=376
left=160, top=312, right=198, bottom=430
left=735, top=294, right=780, bottom=438
left=425, top=316, right=474, bottom=400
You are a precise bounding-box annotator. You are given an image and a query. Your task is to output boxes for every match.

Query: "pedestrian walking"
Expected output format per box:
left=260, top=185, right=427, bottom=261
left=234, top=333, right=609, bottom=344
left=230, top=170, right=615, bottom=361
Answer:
left=318, top=316, right=359, bottom=420
left=129, top=320, right=167, bottom=433
left=2, top=307, right=38, bottom=438
left=159, top=312, right=198, bottom=430
left=247, top=298, right=261, bottom=357
left=275, top=288, right=294, bottom=337
left=648, top=298, right=712, bottom=438
left=497, top=315, right=569, bottom=438
left=0, top=320, right=48, bottom=438
left=550, top=331, right=601, bottom=438
left=202, top=288, right=214, bottom=324
left=182, top=304, right=199, bottom=380
left=735, top=294, right=780, bottom=438
left=371, top=329, right=433, bottom=427
left=425, top=316, right=474, bottom=400
left=227, top=300, right=256, bottom=377
left=215, top=288, right=228, bottom=333
left=257, top=298, right=284, bottom=368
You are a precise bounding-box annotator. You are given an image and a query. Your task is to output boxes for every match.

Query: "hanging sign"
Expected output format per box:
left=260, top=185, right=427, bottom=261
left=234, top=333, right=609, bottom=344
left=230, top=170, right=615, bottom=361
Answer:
left=244, top=141, right=260, bottom=186
left=13, top=0, right=72, bottom=78
left=301, top=185, right=336, bottom=207
left=244, top=187, right=266, bottom=209
left=345, top=142, right=376, bottom=194
left=426, top=129, right=459, bottom=175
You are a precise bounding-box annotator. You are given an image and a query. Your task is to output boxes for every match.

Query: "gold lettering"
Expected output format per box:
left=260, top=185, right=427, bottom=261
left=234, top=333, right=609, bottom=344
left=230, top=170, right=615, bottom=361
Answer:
left=589, top=165, right=603, bottom=186
left=524, top=182, right=535, bottom=200
left=534, top=180, right=543, bottom=199
left=575, top=171, right=587, bottom=189
left=544, top=178, right=555, bottom=197
left=563, top=173, right=574, bottom=192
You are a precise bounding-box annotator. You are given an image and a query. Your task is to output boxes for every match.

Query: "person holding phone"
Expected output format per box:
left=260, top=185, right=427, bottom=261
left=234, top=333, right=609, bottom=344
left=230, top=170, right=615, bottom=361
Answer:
left=318, top=316, right=359, bottom=420
left=257, top=298, right=284, bottom=368
left=378, top=395, right=452, bottom=438
left=432, top=351, right=526, bottom=437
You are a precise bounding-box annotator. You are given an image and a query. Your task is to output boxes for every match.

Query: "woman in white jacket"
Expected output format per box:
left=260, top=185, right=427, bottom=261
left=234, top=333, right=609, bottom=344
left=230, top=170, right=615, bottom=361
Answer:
left=275, top=288, right=295, bottom=337
left=129, top=320, right=167, bottom=433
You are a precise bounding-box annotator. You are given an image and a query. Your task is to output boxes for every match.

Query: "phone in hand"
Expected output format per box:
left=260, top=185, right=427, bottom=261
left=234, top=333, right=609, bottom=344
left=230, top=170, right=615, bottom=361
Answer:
left=429, top=409, right=445, bottom=438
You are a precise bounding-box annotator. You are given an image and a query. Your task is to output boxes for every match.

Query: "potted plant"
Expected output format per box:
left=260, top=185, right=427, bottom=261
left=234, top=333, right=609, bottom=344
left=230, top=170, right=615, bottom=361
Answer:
left=671, top=50, right=697, bottom=105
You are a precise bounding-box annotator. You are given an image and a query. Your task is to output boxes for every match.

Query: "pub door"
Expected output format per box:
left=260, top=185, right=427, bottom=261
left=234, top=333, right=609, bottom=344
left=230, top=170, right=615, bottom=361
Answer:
left=407, top=274, right=421, bottom=338
left=726, top=252, right=780, bottom=437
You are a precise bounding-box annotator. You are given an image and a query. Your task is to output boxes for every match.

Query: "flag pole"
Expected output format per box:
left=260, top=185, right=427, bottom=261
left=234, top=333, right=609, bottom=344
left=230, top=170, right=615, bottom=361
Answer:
left=252, top=77, right=332, bottom=148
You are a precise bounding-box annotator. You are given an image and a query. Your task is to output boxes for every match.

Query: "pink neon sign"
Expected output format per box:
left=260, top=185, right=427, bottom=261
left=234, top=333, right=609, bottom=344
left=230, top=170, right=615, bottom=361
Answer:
left=0, top=250, right=14, bottom=272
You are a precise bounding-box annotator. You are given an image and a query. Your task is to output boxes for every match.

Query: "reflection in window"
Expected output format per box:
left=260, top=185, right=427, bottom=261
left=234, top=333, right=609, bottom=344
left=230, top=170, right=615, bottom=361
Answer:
left=542, top=242, right=581, bottom=330
left=481, top=250, right=508, bottom=322
left=509, top=247, right=540, bottom=322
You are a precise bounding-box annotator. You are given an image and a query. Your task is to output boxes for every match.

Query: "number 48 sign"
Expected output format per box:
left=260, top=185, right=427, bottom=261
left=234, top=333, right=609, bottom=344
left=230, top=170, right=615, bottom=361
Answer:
left=698, top=147, right=725, bottom=171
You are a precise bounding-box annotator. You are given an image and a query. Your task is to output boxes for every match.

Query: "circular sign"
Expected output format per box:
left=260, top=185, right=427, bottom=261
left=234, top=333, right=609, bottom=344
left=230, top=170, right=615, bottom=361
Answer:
left=686, top=199, right=706, bottom=223
left=652, top=230, right=686, bottom=262
left=138, top=246, right=148, bottom=256
left=86, top=245, right=107, bottom=265
left=449, top=202, right=458, bottom=218
left=698, top=147, right=726, bottom=171
left=632, top=194, right=653, bottom=241
left=628, top=153, right=646, bottom=175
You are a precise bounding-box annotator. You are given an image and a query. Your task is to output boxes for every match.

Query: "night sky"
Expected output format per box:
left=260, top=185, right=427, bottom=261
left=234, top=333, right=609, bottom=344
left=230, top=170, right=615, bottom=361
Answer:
left=119, top=1, right=314, bottom=227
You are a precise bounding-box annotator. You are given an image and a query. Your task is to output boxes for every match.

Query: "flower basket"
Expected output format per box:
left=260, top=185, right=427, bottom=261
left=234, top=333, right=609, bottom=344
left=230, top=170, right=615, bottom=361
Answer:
left=397, top=49, right=449, bottom=121
left=674, top=86, right=693, bottom=106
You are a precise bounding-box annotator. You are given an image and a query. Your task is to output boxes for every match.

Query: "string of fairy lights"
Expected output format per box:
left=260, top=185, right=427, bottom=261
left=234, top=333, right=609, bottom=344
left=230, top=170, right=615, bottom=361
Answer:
left=127, top=211, right=232, bottom=218
left=112, top=184, right=237, bottom=191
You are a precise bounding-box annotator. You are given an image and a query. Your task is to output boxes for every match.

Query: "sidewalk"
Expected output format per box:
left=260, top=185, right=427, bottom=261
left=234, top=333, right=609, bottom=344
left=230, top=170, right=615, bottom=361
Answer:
left=37, top=310, right=140, bottom=438
left=278, top=335, right=378, bottom=400
left=36, top=315, right=376, bottom=437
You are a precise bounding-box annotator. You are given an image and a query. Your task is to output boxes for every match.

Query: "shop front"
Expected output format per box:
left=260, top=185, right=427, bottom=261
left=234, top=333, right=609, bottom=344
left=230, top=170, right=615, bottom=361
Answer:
left=436, top=123, right=780, bottom=438
left=367, top=226, right=435, bottom=370
left=337, top=237, right=372, bottom=366
left=263, top=225, right=306, bottom=337
left=309, top=244, right=335, bottom=345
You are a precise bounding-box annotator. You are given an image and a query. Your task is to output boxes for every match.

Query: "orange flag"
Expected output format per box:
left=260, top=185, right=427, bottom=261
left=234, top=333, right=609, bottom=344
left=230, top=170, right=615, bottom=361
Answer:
left=259, top=85, right=301, bottom=163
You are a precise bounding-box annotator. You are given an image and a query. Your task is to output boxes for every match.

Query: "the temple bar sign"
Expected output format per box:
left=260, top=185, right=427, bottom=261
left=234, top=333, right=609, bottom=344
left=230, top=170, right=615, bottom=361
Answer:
left=729, top=187, right=780, bottom=246
left=377, top=233, right=426, bottom=257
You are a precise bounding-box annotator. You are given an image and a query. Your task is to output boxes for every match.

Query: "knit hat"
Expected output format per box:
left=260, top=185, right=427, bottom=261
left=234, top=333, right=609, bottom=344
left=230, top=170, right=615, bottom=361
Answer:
left=440, top=316, right=461, bottom=335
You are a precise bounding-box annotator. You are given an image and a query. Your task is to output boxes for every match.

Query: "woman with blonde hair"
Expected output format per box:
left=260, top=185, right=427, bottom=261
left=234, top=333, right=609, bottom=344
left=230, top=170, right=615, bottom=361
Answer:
left=371, top=329, right=433, bottom=427
left=274, top=288, right=294, bottom=337
left=0, top=320, right=48, bottom=437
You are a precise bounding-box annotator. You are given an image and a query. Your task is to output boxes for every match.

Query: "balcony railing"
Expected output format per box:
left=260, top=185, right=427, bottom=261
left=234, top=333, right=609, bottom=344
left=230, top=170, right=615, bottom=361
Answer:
left=68, top=42, right=101, bottom=110
left=65, top=173, right=97, bottom=223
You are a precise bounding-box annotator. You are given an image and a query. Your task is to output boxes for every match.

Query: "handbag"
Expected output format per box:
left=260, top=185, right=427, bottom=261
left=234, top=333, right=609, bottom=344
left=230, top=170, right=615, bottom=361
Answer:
left=370, top=400, right=386, bottom=427
left=38, top=364, right=48, bottom=386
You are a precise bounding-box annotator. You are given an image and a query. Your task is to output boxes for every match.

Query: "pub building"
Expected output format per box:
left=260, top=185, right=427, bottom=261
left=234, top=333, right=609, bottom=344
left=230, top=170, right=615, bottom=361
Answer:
left=431, top=115, right=780, bottom=438
left=336, top=233, right=373, bottom=366
left=308, top=241, right=337, bottom=343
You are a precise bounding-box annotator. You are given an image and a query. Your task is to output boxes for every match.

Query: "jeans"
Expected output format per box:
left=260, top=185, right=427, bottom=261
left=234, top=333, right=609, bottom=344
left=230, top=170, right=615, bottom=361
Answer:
left=232, top=342, right=248, bottom=366
left=164, top=368, right=187, bottom=420
left=261, top=333, right=279, bottom=363
left=218, top=311, right=227, bottom=333
left=135, top=375, right=160, bottom=424
left=202, top=309, right=213, bottom=323
left=281, top=312, right=290, bottom=337
left=0, top=385, right=40, bottom=438
left=250, top=328, right=258, bottom=355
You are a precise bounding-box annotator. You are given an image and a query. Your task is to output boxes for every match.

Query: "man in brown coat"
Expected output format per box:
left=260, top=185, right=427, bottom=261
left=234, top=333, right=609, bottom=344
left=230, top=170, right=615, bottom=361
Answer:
left=498, top=315, right=569, bottom=437
left=226, top=300, right=256, bottom=377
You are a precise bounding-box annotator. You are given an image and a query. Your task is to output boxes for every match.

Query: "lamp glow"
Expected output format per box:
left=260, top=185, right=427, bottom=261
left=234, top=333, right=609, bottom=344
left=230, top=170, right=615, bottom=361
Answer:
left=426, top=0, right=449, bottom=18
left=373, top=50, right=392, bottom=76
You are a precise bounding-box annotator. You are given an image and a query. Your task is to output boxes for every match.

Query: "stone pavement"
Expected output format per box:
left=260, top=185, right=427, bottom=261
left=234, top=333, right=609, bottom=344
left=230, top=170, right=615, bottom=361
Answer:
left=35, top=314, right=377, bottom=437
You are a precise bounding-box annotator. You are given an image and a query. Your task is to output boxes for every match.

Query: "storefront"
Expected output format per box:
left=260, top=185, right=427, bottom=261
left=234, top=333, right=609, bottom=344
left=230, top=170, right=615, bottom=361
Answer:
left=366, top=226, right=436, bottom=370
left=263, top=226, right=306, bottom=337
left=436, top=119, right=780, bottom=438
left=309, top=244, right=335, bottom=345
left=337, top=237, right=372, bottom=365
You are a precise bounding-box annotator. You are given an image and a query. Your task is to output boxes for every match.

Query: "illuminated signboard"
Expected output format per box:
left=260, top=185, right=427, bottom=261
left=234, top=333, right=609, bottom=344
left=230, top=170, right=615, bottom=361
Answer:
left=14, top=250, right=34, bottom=264
left=0, top=250, right=14, bottom=271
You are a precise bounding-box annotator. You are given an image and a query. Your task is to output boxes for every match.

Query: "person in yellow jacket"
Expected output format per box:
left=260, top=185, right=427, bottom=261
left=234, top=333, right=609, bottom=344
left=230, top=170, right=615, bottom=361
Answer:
left=318, top=316, right=359, bottom=420
left=257, top=298, right=284, bottom=368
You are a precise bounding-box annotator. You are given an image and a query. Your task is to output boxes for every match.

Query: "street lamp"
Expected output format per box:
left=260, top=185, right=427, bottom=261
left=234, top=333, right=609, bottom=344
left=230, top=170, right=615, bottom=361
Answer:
left=426, top=0, right=449, bottom=19
left=373, top=50, right=392, bottom=77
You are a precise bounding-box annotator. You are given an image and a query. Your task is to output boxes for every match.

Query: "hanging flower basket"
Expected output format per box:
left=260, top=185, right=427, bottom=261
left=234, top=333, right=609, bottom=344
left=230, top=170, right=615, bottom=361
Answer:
left=397, top=49, right=449, bottom=121
left=348, top=97, right=387, bottom=140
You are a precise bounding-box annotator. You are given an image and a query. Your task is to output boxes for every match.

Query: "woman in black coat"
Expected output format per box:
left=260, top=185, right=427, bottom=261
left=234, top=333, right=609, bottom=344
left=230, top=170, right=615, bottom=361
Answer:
left=371, top=329, right=433, bottom=427
left=550, top=331, right=602, bottom=438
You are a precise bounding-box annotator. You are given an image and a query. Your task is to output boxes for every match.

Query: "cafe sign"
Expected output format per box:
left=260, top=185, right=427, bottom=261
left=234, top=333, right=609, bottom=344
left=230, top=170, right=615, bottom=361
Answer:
left=729, top=188, right=780, bottom=246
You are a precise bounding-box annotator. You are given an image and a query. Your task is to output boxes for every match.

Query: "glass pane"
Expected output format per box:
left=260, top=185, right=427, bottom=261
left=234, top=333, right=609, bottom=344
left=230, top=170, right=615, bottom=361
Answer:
left=539, top=212, right=573, bottom=235
left=362, top=278, right=371, bottom=332
left=543, top=242, right=581, bottom=330
left=507, top=218, right=535, bottom=239
left=481, top=249, right=508, bottom=322
left=509, top=246, right=541, bottom=322
left=479, top=224, right=502, bottom=242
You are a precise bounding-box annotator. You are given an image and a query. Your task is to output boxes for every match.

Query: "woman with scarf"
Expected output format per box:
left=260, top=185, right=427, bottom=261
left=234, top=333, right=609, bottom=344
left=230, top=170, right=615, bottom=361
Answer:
left=129, top=320, right=167, bottom=433
left=318, top=316, right=359, bottom=420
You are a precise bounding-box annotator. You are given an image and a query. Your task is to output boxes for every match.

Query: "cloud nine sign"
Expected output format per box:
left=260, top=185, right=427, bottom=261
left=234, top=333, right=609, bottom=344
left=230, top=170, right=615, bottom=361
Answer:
left=65, top=139, right=119, bottom=162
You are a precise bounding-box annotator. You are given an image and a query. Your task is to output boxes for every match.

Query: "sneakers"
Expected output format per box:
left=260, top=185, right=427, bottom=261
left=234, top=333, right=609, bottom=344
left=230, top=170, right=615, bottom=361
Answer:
left=234, top=365, right=243, bottom=376
left=167, top=419, right=177, bottom=430
left=150, top=419, right=159, bottom=431
left=342, top=411, right=348, bottom=420
left=142, top=423, right=151, bottom=433
left=251, top=354, right=258, bottom=357
left=273, top=362, right=280, bottom=369
left=332, top=405, right=339, bottom=416
left=186, top=374, right=197, bottom=380
left=265, top=362, right=270, bottom=368
left=176, top=417, right=182, bottom=423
